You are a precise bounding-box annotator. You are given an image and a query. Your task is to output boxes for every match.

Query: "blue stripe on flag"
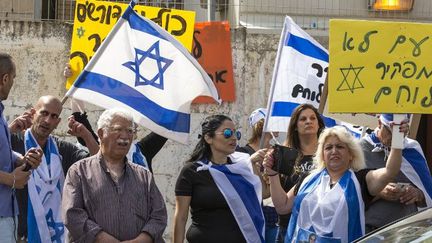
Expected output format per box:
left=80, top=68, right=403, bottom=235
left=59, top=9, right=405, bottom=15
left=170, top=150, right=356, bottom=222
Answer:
left=285, top=34, right=329, bottom=62
left=28, top=190, right=42, bottom=243
left=403, top=148, right=432, bottom=199
left=339, top=171, right=363, bottom=242
left=74, top=71, right=190, bottom=133
left=286, top=171, right=322, bottom=242
left=323, top=116, right=337, bottom=127
left=215, top=165, right=265, bottom=242
left=271, top=101, right=337, bottom=127
left=271, top=101, right=299, bottom=117
left=123, top=5, right=167, bottom=42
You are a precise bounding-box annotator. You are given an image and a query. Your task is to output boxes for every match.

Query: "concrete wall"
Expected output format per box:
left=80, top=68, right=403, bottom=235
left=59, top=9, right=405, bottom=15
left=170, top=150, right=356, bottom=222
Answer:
left=1, top=19, right=312, bottom=239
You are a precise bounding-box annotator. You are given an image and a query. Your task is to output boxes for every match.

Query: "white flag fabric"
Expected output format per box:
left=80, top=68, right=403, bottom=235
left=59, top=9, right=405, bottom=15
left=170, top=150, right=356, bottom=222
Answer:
left=263, top=16, right=366, bottom=139
left=65, top=2, right=219, bottom=144
left=287, top=169, right=365, bottom=243
left=265, top=16, right=335, bottom=133
left=26, top=130, right=65, bottom=243
left=196, top=152, right=265, bottom=243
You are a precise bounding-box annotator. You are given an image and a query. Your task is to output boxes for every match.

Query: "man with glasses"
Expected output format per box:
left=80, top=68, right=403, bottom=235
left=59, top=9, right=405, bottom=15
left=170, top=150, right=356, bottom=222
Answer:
left=62, top=108, right=167, bottom=243
left=360, top=114, right=432, bottom=233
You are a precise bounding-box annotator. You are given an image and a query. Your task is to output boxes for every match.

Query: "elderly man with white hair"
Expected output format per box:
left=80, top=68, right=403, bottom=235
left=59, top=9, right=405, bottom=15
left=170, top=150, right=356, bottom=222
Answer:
left=62, top=108, right=167, bottom=243
left=361, top=113, right=432, bottom=233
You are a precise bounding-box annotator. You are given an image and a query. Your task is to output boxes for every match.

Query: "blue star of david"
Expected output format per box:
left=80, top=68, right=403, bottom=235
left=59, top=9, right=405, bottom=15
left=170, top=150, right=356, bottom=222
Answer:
left=45, top=209, right=64, bottom=243
left=123, top=41, right=173, bottom=90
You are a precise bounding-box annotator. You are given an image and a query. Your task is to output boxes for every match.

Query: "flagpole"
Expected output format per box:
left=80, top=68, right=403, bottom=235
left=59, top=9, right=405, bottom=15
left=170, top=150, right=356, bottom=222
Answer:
left=259, top=17, right=289, bottom=149
left=61, top=0, right=138, bottom=105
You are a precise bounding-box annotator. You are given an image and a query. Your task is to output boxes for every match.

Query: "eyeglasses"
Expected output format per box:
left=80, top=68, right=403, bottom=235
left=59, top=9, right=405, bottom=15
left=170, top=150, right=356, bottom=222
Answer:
left=108, top=126, right=136, bottom=136
left=215, top=128, right=241, bottom=140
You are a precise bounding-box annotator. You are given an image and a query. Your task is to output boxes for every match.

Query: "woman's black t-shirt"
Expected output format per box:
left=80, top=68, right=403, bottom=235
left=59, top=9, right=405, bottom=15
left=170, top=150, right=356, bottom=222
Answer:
left=175, top=162, right=246, bottom=243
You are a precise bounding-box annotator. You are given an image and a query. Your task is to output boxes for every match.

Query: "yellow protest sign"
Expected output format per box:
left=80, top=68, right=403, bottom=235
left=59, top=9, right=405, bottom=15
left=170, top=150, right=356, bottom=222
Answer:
left=329, top=19, right=432, bottom=114
left=66, top=0, right=195, bottom=89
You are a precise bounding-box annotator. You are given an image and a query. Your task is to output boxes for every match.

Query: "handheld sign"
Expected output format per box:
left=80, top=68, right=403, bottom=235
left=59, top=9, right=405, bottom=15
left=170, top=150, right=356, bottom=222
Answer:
left=329, top=19, right=432, bottom=114
left=66, top=0, right=195, bottom=89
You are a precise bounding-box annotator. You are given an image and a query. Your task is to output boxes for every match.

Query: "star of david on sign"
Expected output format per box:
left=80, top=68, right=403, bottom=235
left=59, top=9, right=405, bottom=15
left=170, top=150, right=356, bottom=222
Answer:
left=123, top=41, right=173, bottom=90
left=337, top=64, right=365, bottom=93
left=77, top=26, right=85, bottom=38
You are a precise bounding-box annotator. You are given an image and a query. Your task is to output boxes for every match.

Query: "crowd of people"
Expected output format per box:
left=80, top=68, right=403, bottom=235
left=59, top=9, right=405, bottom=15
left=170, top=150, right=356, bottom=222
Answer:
left=1, top=51, right=431, bottom=243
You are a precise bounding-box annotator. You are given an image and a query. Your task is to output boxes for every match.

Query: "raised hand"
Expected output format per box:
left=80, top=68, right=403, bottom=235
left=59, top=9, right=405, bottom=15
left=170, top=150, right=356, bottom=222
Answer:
left=24, top=147, right=43, bottom=170
left=9, top=110, right=34, bottom=133
left=63, top=63, right=73, bottom=78
left=12, top=165, right=31, bottom=189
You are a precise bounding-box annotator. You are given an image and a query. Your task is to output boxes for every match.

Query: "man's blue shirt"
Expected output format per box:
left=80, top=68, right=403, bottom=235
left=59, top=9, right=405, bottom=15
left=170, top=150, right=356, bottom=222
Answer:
left=0, top=101, right=19, bottom=217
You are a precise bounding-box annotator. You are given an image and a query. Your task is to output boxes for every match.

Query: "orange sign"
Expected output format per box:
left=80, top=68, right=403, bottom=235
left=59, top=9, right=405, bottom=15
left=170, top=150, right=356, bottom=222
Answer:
left=192, top=21, right=236, bottom=103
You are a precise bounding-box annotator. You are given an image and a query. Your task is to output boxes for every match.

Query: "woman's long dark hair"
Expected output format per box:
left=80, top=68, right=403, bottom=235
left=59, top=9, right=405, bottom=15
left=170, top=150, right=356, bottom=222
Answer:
left=283, top=104, right=325, bottom=180
left=284, top=103, right=325, bottom=150
left=187, top=114, right=232, bottom=162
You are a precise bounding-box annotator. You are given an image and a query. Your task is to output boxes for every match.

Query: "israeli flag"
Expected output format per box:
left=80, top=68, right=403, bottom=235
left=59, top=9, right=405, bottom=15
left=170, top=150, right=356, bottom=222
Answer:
left=264, top=16, right=331, bottom=132
left=127, top=142, right=149, bottom=169
left=263, top=17, right=365, bottom=138
left=401, top=139, right=432, bottom=208
left=25, top=130, right=65, bottom=243
left=65, top=1, right=219, bottom=144
left=287, top=169, right=365, bottom=243
left=197, top=152, right=265, bottom=243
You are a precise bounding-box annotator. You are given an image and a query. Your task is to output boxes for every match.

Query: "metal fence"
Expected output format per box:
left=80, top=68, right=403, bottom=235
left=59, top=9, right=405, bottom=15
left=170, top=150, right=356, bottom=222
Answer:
left=1, top=0, right=432, bottom=29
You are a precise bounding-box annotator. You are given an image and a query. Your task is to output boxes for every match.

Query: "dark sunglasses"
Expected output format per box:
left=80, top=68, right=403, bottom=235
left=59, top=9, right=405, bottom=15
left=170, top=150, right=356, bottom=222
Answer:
left=215, top=128, right=241, bottom=140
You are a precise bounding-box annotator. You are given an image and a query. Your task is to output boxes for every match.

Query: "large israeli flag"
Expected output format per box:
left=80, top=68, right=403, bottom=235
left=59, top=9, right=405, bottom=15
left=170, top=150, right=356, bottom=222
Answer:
left=264, top=16, right=334, bottom=132
left=65, top=1, right=219, bottom=144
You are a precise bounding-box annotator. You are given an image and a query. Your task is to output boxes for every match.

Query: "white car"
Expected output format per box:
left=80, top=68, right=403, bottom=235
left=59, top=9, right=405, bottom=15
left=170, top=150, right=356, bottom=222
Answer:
left=355, top=208, right=432, bottom=242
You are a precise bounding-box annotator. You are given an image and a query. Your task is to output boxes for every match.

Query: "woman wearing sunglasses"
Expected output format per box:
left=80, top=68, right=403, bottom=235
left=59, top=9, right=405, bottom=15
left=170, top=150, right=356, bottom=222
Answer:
left=173, top=114, right=265, bottom=243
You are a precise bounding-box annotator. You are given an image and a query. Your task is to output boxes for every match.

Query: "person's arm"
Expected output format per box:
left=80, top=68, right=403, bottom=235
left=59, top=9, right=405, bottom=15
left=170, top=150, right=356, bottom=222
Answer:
left=94, top=231, right=120, bottom=243
left=137, top=132, right=168, bottom=163
left=67, top=115, right=99, bottom=155
left=0, top=165, right=30, bottom=189
left=173, top=196, right=191, bottom=243
left=0, top=171, right=12, bottom=186
left=62, top=164, right=105, bottom=242
left=263, top=150, right=296, bottom=214
left=250, top=148, right=270, bottom=198
left=8, top=110, right=33, bottom=134
left=366, top=147, right=403, bottom=196
left=122, top=232, right=153, bottom=243
left=366, top=119, right=409, bottom=196
left=14, top=147, right=43, bottom=169
left=140, top=173, right=167, bottom=241
left=400, top=185, right=427, bottom=207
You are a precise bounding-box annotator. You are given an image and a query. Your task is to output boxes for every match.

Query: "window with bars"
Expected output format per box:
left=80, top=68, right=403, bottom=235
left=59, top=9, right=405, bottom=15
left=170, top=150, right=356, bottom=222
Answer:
left=1, top=0, right=432, bottom=29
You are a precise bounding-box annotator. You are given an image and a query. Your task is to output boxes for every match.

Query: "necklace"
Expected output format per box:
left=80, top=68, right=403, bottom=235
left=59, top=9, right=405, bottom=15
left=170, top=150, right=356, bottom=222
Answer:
left=330, top=181, right=336, bottom=189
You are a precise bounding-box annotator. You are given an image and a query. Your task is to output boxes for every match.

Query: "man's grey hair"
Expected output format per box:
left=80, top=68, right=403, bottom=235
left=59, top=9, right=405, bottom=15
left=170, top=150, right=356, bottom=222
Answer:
left=97, top=108, right=135, bottom=131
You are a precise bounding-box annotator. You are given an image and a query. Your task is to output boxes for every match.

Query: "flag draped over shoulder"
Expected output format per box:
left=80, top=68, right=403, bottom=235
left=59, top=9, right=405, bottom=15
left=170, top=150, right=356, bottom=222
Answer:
left=65, top=1, right=219, bottom=144
left=264, top=16, right=335, bottom=133
left=26, top=130, right=65, bottom=243
left=196, top=152, right=265, bottom=243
